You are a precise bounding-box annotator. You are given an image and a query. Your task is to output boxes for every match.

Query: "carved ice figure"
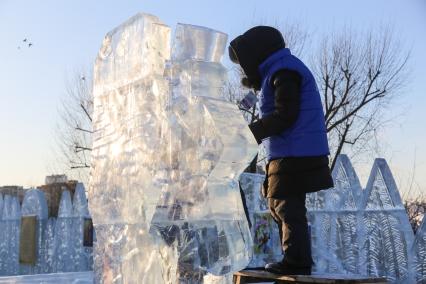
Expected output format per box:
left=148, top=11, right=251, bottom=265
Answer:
left=0, top=196, right=21, bottom=276
left=413, top=217, right=426, bottom=283
left=360, top=158, right=415, bottom=282
left=89, top=13, right=174, bottom=283
left=149, top=23, right=257, bottom=280
left=90, top=13, right=257, bottom=283
left=20, top=189, right=48, bottom=275
left=72, top=183, right=92, bottom=272
left=53, top=190, right=74, bottom=272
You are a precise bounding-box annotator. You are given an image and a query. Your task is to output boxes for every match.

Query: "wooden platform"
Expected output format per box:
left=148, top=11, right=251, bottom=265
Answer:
left=233, top=270, right=388, bottom=284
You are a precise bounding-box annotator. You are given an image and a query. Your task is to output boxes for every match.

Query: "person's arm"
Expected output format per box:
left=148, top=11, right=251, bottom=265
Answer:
left=248, top=69, right=302, bottom=144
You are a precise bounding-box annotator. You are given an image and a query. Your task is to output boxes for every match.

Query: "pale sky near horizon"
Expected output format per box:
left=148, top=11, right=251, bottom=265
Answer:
left=0, top=0, right=425, bottom=198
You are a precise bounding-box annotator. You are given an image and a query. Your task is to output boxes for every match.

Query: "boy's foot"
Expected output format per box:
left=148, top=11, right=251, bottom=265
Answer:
left=264, top=261, right=311, bottom=275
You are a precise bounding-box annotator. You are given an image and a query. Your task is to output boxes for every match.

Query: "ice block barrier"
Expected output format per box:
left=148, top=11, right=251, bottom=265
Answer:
left=89, top=13, right=257, bottom=283
left=19, top=189, right=48, bottom=275
left=413, top=217, right=426, bottom=283
left=72, top=183, right=93, bottom=272
left=0, top=195, right=21, bottom=276
left=301, top=155, right=417, bottom=283
left=0, top=187, right=94, bottom=277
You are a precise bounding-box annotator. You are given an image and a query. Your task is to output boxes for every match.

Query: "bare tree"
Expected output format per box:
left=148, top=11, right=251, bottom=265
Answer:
left=405, top=197, right=426, bottom=233
left=313, top=27, right=410, bottom=169
left=55, top=70, right=93, bottom=183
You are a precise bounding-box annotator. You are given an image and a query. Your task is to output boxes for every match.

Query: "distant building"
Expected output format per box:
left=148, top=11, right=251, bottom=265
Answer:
left=0, top=185, right=26, bottom=203
left=45, top=174, right=68, bottom=185
left=40, top=175, right=78, bottom=217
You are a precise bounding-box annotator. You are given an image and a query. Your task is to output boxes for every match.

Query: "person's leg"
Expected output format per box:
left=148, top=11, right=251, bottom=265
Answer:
left=268, top=198, right=283, bottom=249
left=266, top=193, right=312, bottom=274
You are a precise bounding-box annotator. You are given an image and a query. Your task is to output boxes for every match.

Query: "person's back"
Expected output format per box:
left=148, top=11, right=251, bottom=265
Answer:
left=229, top=26, right=333, bottom=275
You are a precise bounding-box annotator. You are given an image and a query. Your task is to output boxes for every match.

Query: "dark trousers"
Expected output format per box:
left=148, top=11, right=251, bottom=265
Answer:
left=268, top=193, right=313, bottom=267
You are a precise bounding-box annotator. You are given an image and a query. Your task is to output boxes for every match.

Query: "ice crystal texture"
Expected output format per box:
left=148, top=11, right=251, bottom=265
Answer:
left=306, top=155, right=416, bottom=283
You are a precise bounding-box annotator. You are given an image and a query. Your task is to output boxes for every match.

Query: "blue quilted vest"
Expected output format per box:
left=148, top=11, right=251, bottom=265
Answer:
left=258, top=48, right=329, bottom=161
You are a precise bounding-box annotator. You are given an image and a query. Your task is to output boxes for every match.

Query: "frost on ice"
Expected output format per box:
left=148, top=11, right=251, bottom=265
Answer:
left=305, top=155, right=418, bottom=283
left=89, top=13, right=257, bottom=283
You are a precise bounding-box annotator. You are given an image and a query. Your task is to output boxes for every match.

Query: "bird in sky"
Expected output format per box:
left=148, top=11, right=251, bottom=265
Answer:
left=23, top=38, right=27, bottom=42
left=28, top=43, right=33, bottom=47
left=81, top=76, right=86, bottom=81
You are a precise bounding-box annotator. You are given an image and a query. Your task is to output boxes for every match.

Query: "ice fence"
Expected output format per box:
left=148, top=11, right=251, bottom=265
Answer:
left=0, top=184, right=93, bottom=277
left=240, top=155, right=423, bottom=283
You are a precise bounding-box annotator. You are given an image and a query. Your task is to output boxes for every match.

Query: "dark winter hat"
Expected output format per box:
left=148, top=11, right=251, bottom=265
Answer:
left=229, top=26, right=285, bottom=90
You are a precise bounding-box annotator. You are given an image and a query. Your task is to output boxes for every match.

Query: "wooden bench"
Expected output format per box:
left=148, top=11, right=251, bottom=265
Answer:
left=233, top=270, right=388, bottom=284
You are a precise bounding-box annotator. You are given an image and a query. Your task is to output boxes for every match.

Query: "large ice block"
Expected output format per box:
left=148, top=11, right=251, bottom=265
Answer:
left=150, top=23, right=257, bottom=278
left=90, top=14, right=257, bottom=283
left=90, top=13, right=176, bottom=283
left=359, top=158, right=415, bottom=282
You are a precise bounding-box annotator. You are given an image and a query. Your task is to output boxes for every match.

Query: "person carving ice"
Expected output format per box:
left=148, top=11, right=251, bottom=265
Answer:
left=229, top=26, right=334, bottom=275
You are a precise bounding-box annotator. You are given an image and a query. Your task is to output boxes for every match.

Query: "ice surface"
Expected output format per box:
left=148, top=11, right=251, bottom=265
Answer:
left=42, top=218, right=56, bottom=273
left=0, top=196, right=21, bottom=276
left=20, top=189, right=48, bottom=275
left=73, top=183, right=90, bottom=218
left=303, top=156, right=416, bottom=283
left=149, top=22, right=256, bottom=277
left=0, top=271, right=94, bottom=284
left=89, top=13, right=257, bottom=283
left=21, top=189, right=48, bottom=219
left=0, top=194, right=3, bottom=220
left=72, top=183, right=92, bottom=272
left=359, top=159, right=415, bottom=282
left=53, top=191, right=74, bottom=272
left=307, top=155, right=362, bottom=275
left=238, top=173, right=282, bottom=268
left=413, top=217, right=426, bottom=282
left=90, top=12, right=173, bottom=283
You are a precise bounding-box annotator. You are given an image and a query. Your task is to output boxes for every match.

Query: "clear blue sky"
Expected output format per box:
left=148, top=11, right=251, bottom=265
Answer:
left=0, top=0, right=425, bottom=197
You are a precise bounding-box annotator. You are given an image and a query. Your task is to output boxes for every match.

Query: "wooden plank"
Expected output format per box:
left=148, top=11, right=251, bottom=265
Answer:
left=19, top=215, right=37, bottom=265
left=233, top=270, right=388, bottom=284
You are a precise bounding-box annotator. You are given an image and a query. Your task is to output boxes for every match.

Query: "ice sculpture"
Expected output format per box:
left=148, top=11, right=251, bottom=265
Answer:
left=72, top=183, right=92, bottom=272
left=150, top=23, right=257, bottom=278
left=90, top=13, right=173, bottom=284
left=53, top=190, right=74, bottom=272
left=89, top=13, right=257, bottom=283
left=238, top=173, right=281, bottom=268
left=20, top=189, right=48, bottom=275
left=0, top=196, right=21, bottom=276
left=360, top=158, right=415, bottom=282
left=307, top=155, right=362, bottom=275
left=413, top=217, right=426, bottom=283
